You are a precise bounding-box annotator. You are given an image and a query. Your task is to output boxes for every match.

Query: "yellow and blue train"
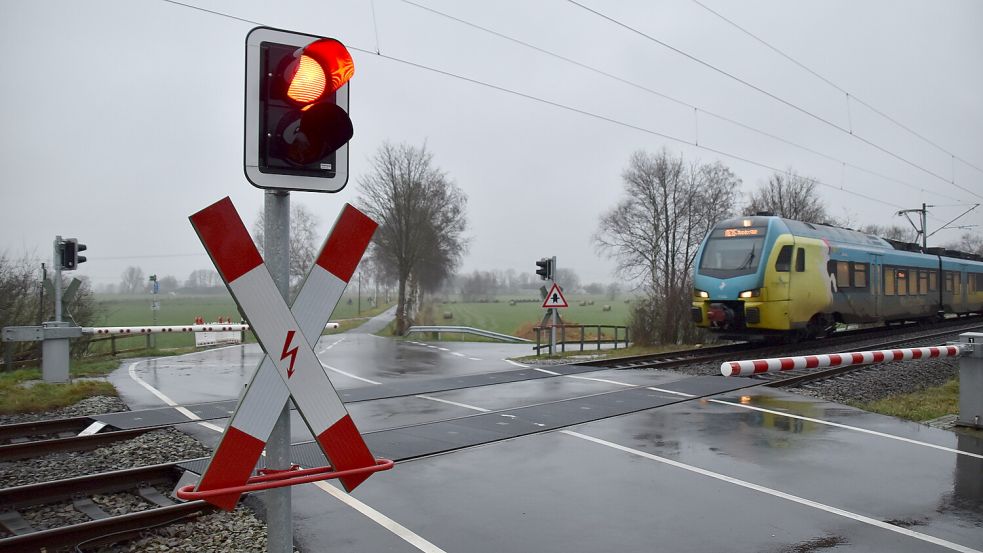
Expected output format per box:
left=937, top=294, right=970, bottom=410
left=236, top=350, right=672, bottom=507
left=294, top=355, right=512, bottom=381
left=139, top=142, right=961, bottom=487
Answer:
left=691, top=214, right=983, bottom=340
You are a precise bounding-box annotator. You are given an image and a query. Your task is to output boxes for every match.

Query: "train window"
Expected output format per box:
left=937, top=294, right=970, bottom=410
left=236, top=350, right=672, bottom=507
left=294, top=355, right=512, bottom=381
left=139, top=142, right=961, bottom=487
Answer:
left=918, top=271, right=928, bottom=295
left=976, top=274, right=983, bottom=291
left=884, top=268, right=896, bottom=295
left=929, top=272, right=938, bottom=292
left=835, top=262, right=850, bottom=288
left=775, top=246, right=792, bottom=272
left=795, top=248, right=805, bottom=272
left=954, top=274, right=961, bottom=294
left=945, top=272, right=954, bottom=293
left=896, top=269, right=907, bottom=296
left=851, top=263, right=868, bottom=288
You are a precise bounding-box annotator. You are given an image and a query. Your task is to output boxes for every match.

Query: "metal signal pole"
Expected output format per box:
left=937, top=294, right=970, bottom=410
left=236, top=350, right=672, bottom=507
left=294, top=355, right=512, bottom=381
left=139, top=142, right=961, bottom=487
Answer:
left=264, top=190, right=292, bottom=553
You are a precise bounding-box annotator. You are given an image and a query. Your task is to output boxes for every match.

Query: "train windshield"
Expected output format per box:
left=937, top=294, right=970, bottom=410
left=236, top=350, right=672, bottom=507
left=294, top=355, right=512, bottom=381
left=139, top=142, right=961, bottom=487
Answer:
left=699, top=227, right=767, bottom=277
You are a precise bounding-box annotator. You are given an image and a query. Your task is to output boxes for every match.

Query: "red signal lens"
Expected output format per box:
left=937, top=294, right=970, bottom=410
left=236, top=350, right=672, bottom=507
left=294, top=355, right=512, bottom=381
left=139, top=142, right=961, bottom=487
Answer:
left=287, top=55, right=327, bottom=104
left=302, top=39, right=354, bottom=95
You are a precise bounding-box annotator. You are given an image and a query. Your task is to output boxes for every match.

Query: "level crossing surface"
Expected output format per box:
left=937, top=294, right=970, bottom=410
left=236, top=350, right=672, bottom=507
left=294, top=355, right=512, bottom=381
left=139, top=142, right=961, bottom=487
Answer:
left=108, top=316, right=983, bottom=553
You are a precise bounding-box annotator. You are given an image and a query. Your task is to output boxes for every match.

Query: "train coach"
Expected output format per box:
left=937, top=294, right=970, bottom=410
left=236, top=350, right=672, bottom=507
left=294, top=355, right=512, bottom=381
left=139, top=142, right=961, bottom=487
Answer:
left=690, top=214, right=983, bottom=341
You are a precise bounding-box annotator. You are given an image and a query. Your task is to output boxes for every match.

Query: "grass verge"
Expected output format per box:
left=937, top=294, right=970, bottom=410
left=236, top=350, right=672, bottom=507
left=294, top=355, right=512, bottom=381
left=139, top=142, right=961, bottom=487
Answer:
left=0, top=357, right=125, bottom=415
left=850, top=378, right=959, bottom=422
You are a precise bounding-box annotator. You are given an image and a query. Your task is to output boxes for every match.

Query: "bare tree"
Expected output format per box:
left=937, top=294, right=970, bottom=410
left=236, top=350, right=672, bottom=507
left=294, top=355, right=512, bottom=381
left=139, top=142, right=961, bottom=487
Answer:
left=744, top=169, right=829, bottom=224
left=595, top=149, right=738, bottom=344
left=253, top=203, right=321, bottom=295
left=358, top=142, right=468, bottom=334
left=119, top=266, right=145, bottom=294
left=947, top=232, right=983, bottom=255
left=860, top=224, right=918, bottom=243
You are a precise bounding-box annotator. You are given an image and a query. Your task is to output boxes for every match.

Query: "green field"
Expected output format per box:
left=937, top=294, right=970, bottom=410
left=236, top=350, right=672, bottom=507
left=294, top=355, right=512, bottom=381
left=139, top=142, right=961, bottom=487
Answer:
left=91, top=291, right=391, bottom=351
left=426, top=294, right=632, bottom=338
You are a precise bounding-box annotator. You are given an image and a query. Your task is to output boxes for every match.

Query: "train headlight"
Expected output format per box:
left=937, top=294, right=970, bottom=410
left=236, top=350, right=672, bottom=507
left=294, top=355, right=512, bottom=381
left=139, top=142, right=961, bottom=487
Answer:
left=695, top=289, right=709, bottom=298
left=739, top=289, right=760, bottom=299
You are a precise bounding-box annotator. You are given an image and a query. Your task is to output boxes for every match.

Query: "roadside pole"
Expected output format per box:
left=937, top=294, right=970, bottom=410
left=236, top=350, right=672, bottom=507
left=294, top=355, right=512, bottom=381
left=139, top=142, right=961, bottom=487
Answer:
left=550, top=257, right=557, bottom=356
left=264, top=190, right=292, bottom=553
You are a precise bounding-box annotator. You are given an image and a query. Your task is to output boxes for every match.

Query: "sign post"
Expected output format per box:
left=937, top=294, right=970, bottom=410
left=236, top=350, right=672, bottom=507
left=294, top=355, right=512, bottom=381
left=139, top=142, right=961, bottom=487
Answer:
left=541, top=258, right=567, bottom=356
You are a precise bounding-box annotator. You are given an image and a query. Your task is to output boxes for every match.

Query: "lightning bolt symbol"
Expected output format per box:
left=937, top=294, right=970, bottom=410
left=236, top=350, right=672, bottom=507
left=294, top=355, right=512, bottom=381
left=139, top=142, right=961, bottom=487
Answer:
left=281, top=329, right=299, bottom=378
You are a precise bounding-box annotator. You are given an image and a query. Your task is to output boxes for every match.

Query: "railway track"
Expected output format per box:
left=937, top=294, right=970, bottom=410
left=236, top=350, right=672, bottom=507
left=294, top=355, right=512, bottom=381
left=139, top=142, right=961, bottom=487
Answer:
left=0, top=462, right=213, bottom=552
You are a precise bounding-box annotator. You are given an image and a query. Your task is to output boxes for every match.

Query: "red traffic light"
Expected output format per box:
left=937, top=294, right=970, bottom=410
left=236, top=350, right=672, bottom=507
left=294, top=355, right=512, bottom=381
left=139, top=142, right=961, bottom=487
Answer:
left=285, top=39, right=354, bottom=105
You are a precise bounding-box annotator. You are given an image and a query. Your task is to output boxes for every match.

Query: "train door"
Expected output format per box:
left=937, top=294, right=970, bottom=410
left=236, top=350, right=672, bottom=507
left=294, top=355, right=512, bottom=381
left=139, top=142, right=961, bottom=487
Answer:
left=870, top=255, right=882, bottom=319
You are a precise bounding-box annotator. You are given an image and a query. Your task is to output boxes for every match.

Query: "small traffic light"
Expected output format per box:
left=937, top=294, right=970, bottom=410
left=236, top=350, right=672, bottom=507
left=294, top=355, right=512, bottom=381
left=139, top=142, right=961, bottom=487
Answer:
left=245, top=28, right=354, bottom=192
left=535, top=258, right=553, bottom=281
left=60, top=238, right=86, bottom=271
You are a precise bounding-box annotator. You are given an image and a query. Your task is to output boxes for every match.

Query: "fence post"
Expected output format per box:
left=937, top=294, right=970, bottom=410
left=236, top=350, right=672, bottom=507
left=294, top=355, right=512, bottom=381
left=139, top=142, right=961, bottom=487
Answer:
left=579, top=326, right=585, bottom=352
left=957, top=332, right=983, bottom=429
left=535, top=327, right=541, bottom=356
left=614, top=327, right=619, bottom=349
left=2, top=347, right=12, bottom=372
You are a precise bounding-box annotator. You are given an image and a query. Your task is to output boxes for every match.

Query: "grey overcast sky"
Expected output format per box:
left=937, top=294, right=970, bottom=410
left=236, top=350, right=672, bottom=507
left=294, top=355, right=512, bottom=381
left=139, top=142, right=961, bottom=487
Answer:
left=2, top=0, right=981, bottom=288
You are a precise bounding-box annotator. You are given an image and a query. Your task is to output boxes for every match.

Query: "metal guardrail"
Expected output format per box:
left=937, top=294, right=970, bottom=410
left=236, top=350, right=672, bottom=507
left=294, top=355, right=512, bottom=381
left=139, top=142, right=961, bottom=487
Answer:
left=404, top=326, right=532, bottom=343
left=533, top=324, right=630, bottom=356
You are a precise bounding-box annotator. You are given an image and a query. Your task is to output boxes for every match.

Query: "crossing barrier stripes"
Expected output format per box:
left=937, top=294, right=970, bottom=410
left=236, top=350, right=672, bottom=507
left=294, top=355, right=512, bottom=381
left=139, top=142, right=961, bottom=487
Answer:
left=190, top=197, right=377, bottom=510
left=722, top=345, right=968, bottom=377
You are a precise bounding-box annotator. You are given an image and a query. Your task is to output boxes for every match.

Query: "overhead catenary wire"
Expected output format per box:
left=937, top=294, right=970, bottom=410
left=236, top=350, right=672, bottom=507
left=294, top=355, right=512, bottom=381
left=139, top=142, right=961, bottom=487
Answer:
left=399, top=0, right=970, bottom=204
left=566, top=0, right=983, bottom=202
left=155, top=0, right=980, bottom=215
left=688, top=0, right=983, bottom=179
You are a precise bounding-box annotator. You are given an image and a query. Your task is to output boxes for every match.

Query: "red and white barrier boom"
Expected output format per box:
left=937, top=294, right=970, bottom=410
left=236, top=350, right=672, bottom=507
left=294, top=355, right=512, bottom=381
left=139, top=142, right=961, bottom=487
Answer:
left=722, top=345, right=969, bottom=377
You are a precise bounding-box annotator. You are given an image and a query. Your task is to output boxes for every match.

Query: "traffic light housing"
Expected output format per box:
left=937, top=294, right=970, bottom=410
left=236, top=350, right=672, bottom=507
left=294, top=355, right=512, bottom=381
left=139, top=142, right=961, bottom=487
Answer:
left=535, top=258, right=553, bottom=281
left=60, top=238, right=87, bottom=271
left=245, top=27, right=353, bottom=193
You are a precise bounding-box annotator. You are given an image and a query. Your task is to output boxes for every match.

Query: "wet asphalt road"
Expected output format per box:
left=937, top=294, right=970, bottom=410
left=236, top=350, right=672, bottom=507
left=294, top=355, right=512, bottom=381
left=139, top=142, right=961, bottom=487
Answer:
left=109, top=311, right=983, bottom=552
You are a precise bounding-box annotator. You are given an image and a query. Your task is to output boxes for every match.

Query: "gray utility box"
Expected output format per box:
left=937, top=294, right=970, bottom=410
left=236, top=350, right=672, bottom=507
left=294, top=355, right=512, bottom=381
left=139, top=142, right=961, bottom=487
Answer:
left=957, top=332, right=983, bottom=430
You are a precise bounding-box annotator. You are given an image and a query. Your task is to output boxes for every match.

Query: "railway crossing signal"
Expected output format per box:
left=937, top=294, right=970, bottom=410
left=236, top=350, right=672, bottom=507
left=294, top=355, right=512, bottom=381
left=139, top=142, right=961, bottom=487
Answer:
left=59, top=238, right=86, bottom=271
left=245, top=27, right=354, bottom=193
left=187, top=198, right=387, bottom=510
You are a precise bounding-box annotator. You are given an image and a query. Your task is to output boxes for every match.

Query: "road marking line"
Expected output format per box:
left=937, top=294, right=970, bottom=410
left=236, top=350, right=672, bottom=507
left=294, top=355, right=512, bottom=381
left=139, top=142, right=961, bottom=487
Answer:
left=451, top=352, right=466, bottom=357
left=504, top=359, right=529, bottom=368
left=566, top=375, right=636, bottom=387
left=534, top=368, right=561, bottom=375
left=127, top=361, right=225, bottom=433
left=708, top=399, right=983, bottom=460
left=563, top=430, right=982, bottom=553
left=317, top=337, right=346, bottom=353
left=437, top=347, right=450, bottom=351
left=467, top=357, right=482, bottom=361
left=415, top=395, right=491, bottom=412
left=320, top=362, right=382, bottom=385
left=313, top=481, right=448, bottom=553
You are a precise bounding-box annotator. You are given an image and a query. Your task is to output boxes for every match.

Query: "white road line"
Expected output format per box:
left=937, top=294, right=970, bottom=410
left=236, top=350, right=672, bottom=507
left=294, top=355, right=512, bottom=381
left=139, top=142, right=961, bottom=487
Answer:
left=415, top=395, right=492, bottom=412
left=534, top=368, right=561, bottom=375
left=566, top=375, right=636, bottom=387
left=550, top=372, right=982, bottom=461
left=313, top=481, right=449, bottom=553
left=504, top=359, right=529, bottom=368
left=319, top=362, right=382, bottom=385
left=127, top=361, right=225, bottom=433
left=563, top=430, right=982, bottom=553
left=451, top=352, right=466, bottom=357
left=317, top=337, right=346, bottom=353
left=467, top=357, right=482, bottom=361
left=708, top=399, right=983, bottom=460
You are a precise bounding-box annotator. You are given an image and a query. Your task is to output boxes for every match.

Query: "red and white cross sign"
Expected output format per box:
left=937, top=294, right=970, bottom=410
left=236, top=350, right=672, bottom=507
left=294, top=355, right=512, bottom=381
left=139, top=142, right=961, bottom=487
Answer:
left=188, top=197, right=379, bottom=510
